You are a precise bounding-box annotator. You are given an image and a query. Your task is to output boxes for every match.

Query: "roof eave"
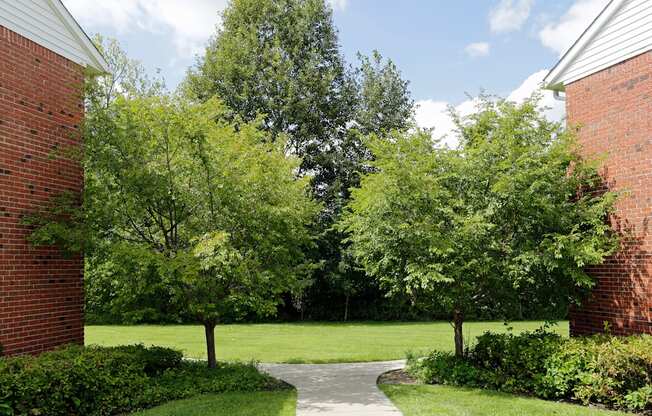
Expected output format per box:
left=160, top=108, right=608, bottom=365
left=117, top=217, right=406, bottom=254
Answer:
left=542, top=0, right=625, bottom=92
left=49, top=0, right=110, bottom=74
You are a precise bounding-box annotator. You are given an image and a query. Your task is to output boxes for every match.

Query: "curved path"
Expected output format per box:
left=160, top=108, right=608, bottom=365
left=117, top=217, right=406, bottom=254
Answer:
left=260, top=360, right=405, bottom=416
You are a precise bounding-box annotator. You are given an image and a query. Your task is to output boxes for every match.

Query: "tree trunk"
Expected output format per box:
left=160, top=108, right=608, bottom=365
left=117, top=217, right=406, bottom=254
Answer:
left=453, top=309, right=464, bottom=357
left=204, top=322, right=217, bottom=369
left=344, top=295, right=349, bottom=322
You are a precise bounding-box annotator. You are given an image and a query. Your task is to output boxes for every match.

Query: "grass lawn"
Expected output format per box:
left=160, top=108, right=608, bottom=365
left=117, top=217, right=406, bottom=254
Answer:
left=380, top=385, right=628, bottom=416
left=86, top=321, right=566, bottom=363
left=132, top=390, right=296, bottom=416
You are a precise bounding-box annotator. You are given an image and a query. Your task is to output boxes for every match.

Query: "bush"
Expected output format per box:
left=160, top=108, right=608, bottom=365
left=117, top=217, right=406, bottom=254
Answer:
left=539, top=335, right=652, bottom=408
left=407, top=330, right=652, bottom=412
left=470, top=329, right=563, bottom=393
left=407, top=350, right=488, bottom=388
left=0, top=344, right=284, bottom=416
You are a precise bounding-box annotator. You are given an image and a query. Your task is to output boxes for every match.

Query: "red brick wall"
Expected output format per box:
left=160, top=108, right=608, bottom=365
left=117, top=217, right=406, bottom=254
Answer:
left=566, top=51, right=652, bottom=336
left=0, top=26, right=84, bottom=355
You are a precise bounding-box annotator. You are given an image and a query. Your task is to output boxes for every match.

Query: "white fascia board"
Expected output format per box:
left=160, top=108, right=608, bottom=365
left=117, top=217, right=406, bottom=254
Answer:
left=48, top=0, right=109, bottom=73
left=543, top=0, right=626, bottom=91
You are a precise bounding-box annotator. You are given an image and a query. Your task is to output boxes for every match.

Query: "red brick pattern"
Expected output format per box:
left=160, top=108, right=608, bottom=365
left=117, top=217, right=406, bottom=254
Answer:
left=0, top=26, right=84, bottom=355
left=566, top=51, right=652, bottom=336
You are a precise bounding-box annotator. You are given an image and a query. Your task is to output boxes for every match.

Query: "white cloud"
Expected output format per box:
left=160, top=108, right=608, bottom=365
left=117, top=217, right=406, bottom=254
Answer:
left=489, top=0, right=535, bottom=33
left=327, top=0, right=348, bottom=11
left=415, top=69, right=565, bottom=148
left=62, top=0, right=226, bottom=59
left=539, top=0, right=609, bottom=56
left=415, top=98, right=480, bottom=148
left=465, top=42, right=491, bottom=58
left=507, top=69, right=565, bottom=121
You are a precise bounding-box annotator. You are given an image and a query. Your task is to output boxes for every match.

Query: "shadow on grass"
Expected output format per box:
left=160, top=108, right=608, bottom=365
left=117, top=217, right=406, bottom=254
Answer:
left=381, top=384, right=629, bottom=416
left=133, top=390, right=297, bottom=416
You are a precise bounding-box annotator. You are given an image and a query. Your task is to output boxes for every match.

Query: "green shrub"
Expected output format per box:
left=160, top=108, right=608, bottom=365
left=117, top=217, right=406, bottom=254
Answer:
left=407, top=351, right=488, bottom=388
left=470, top=330, right=563, bottom=393
left=111, top=345, right=183, bottom=376
left=0, top=344, right=283, bottom=416
left=540, top=335, right=652, bottom=408
left=624, top=385, right=652, bottom=411
left=142, top=361, right=284, bottom=404
left=408, top=331, right=652, bottom=412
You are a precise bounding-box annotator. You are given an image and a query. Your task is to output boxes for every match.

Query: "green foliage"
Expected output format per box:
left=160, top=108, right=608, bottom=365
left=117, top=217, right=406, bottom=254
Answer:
left=29, top=91, right=319, bottom=365
left=84, top=246, right=189, bottom=324
left=539, top=335, right=652, bottom=408
left=184, top=0, right=355, bottom=193
left=624, top=385, right=652, bottom=411
left=88, top=35, right=164, bottom=107
left=142, top=361, right=285, bottom=401
left=407, top=350, right=486, bottom=388
left=0, top=345, right=282, bottom=416
left=408, top=330, right=563, bottom=392
left=185, top=1, right=415, bottom=320
left=407, top=331, right=652, bottom=412
left=113, top=345, right=183, bottom=376
left=469, top=329, right=564, bottom=393
left=340, top=97, right=620, bottom=354
left=353, top=50, right=414, bottom=135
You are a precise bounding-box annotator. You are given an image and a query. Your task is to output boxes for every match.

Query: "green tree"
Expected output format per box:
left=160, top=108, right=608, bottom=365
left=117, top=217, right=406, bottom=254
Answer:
left=184, top=0, right=415, bottom=320
left=29, top=96, right=319, bottom=368
left=89, top=35, right=164, bottom=108
left=340, top=98, right=619, bottom=356
left=184, top=0, right=354, bottom=180
left=353, top=50, right=414, bottom=135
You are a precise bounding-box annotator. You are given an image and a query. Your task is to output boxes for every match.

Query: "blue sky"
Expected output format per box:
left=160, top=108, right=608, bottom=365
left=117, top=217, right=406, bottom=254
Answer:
left=62, top=0, right=609, bottom=142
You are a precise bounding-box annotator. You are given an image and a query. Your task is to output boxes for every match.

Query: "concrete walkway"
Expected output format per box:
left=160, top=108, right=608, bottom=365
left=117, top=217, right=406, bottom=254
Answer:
left=260, top=360, right=405, bottom=416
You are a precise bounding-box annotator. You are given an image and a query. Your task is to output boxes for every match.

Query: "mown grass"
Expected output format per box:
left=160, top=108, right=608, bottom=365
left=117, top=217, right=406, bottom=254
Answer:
left=380, top=385, right=629, bottom=416
left=132, top=390, right=296, bottom=416
left=86, top=321, right=566, bottom=363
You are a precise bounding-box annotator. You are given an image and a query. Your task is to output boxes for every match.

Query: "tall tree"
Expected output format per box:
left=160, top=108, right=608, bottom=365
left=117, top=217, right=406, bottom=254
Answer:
left=340, top=98, right=620, bottom=356
left=353, top=50, right=414, bottom=135
left=185, top=0, right=415, bottom=319
left=89, top=35, right=164, bottom=108
left=184, top=0, right=354, bottom=182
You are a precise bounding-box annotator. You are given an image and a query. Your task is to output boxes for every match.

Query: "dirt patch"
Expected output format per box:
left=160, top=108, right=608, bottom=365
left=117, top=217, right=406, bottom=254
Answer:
left=377, top=368, right=418, bottom=385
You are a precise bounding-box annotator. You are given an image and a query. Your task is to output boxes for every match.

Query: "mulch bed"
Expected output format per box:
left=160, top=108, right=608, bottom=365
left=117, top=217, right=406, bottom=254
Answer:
left=377, top=369, right=418, bottom=385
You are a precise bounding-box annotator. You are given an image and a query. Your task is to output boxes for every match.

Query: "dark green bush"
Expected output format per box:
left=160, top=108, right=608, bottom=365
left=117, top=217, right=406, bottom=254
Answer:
left=407, top=330, right=652, bottom=412
left=470, top=329, right=563, bottom=393
left=0, top=344, right=283, bottom=416
left=112, top=345, right=183, bottom=376
left=407, top=350, right=489, bottom=388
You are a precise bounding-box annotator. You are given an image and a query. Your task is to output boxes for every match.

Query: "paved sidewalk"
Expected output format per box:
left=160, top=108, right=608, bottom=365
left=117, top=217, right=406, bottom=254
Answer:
left=260, top=360, right=405, bottom=416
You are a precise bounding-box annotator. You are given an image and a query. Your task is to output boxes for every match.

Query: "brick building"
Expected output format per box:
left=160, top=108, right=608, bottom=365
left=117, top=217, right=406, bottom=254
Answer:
left=545, top=0, right=652, bottom=336
left=0, top=0, right=107, bottom=355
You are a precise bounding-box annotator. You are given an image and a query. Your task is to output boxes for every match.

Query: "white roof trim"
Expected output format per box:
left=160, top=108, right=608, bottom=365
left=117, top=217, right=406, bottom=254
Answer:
left=48, top=0, right=109, bottom=73
left=544, top=0, right=626, bottom=91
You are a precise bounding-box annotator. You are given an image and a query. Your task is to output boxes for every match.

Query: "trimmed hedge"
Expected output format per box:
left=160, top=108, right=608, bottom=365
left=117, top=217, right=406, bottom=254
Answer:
left=407, top=330, right=652, bottom=412
left=0, top=345, right=284, bottom=416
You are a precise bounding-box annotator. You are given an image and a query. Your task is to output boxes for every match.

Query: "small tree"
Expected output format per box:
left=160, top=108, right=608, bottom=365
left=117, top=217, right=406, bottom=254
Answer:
left=29, top=97, right=319, bottom=368
left=340, top=97, right=619, bottom=357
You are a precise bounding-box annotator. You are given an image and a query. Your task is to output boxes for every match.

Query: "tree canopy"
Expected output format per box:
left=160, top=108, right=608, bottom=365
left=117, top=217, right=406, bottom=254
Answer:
left=29, top=93, right=319, bottom=367
left=339, top=98, right=620, bottom=356
left=184, top=0, right=415, bottom=319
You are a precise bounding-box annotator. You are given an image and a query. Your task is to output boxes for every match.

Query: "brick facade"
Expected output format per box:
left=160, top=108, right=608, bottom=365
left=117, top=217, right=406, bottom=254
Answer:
left=0, top=26, right=84, bottom=355
left=566, top=51, right=652, bottom=336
